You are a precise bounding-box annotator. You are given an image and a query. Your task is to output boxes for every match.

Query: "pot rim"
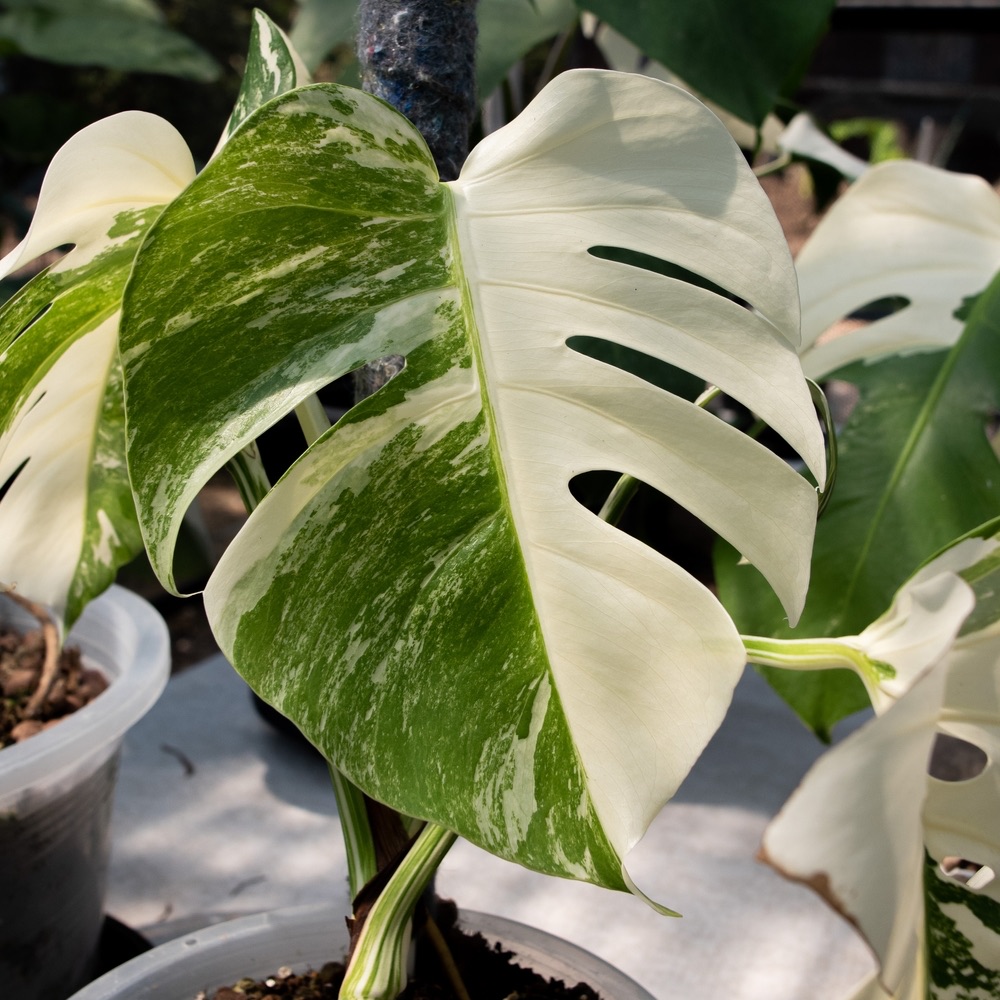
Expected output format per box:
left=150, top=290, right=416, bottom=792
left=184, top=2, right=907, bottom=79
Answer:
left=69, top=903, right=656, bottom=1000
left=0, top=584, right=170, bottom=796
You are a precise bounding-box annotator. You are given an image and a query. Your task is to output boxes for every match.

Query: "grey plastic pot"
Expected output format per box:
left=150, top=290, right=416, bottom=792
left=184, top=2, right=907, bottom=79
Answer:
left=67, top=904, right=656, bottom=1000
left=0, top=586, right=171, bottom=1000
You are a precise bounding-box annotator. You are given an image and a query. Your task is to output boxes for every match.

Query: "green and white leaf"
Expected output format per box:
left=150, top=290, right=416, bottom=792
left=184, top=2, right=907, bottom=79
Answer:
left=743, top=562, right=975, bottom=717
left=718, top=271, right=1000, bottom=737
left=217, top=9, right=311, bottom=153
left=797, top=161, right=1000, bottom=380
left=0, top=111, right=194, bottom=627
left=0, top=0, right=220, bottom=81
left=122, top=71, right=824, bottom=893
left=763, top=528, right=1000, bottom=1000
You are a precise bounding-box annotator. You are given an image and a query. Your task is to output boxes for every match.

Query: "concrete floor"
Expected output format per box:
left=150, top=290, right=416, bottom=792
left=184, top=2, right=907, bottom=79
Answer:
left=105, top=655, right=876, bottom=1000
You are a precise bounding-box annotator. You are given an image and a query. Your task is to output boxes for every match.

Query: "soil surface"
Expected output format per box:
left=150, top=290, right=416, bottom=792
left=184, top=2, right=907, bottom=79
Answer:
left=0, top=604, right=107, bottom=746
left=203, top=901, right=603, bottom=1000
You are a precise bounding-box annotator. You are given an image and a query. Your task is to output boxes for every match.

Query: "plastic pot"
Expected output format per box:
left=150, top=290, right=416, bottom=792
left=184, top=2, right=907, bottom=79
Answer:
left=0, top=586, right=171, bottom=1000
left=68, top=904, right=655, bottom=1000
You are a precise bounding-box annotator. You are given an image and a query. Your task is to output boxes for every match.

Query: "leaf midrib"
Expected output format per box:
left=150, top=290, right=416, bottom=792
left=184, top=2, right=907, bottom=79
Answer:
left=836, top=334, right=965, bottom=629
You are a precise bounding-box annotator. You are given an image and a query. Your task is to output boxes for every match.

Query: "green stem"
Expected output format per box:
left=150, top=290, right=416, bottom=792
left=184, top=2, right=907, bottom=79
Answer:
left=753, top=152, right=792, bottom=178
left=331, top=765, right=379, bottom=900
left=340, top=823, right=458, bottom=1000
left=694, top=384, right=722, bottom=409
left=295, top=394, right=332, bottom=446
left=598, top=475, right=639, bottom=526
left=742, top=634, right=893, bottom=689
left=598, top=384, right=722, bottom=525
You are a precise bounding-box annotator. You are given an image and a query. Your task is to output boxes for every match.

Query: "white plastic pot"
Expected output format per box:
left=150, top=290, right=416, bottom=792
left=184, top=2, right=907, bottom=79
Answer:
left=0, top=585, right=171, bottom=1000
left=68, top=904, right=656, bottom=1000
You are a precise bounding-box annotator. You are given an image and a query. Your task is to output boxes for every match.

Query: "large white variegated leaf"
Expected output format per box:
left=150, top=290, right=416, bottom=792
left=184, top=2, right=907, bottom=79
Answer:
left=763, top=529, right=1000, bottom=999
left=797, top=161, right=1000, bottom=380
left=591, top=20, right=786, bottom=154
left=0, top=112, right=194, bottom=627
left=122, top=71, right=824, bottom=893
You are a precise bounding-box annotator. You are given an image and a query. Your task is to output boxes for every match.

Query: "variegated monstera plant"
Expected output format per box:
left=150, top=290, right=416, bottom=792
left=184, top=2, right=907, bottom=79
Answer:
left=2, top=8, right=1000, bottom=1000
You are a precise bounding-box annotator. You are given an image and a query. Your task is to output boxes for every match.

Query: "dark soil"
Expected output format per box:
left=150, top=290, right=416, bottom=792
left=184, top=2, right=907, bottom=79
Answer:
left=204, top=901, right=603, bottom=1000
left=0, top=609, right=106, bottom=747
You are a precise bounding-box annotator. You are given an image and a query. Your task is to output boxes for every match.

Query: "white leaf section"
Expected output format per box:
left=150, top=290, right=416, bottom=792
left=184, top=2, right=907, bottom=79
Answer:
left=778, top=113, right=869, bottom=180
left=762, top=659, right=947, bottom=998
left=0, top=110, right=194, bottom=275
left=0, top=319, right=117, bottom=610
left=855, top=566, right=977, bottom=714
left=449, top=70, right=825, bottom=859
left=0, top=110, right=193, bottom=623
left=764, top=534, right=1000, bottom=999
left=796, top=161, right=1000, bottom=380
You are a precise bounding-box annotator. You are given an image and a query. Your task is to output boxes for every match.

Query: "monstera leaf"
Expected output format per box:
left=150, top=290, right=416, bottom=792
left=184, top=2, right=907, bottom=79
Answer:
left=0, top=10, right=302, bottom=629
left=797, top=161, right=1000, bottom=381
left=0, top=112, right=194, bottom=628
left=121, top=70, right=824, bottom=892
left=719, top=260, right=1000, bottom=739
left=219, top=10, right=310, bottom=150
left=763, top=525, right=1000, bottom=1000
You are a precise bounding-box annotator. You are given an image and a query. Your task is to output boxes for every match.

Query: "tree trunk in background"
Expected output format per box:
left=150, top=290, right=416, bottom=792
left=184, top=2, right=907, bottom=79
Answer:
left=353, top=0, right=479, bottom=401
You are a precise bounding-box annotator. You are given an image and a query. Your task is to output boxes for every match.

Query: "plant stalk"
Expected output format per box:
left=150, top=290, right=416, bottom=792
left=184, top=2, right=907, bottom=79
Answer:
left=742, top=635, right=894, bottom=690
left=340, top=823, right=459, bottom=1000
left=331, top=766, right=379, bottom=900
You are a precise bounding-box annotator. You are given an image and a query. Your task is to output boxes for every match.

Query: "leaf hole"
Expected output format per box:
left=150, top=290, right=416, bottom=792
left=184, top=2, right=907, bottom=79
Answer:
left=823, top=379, right=860, bottom=430
left=569, top=471, right=715, bottom=584
left=588, top=246, right=747, bottom=308
left=701, top=392, right=810, bottom=472
left=940, top=857, right=996, bottom=890
left=843, top=295, right=910, bottom=323
left=566, top=337, right=706, bottom=399
left=0, top=457, right=29, bottom=506
left=813, top=296, right=911, bottom=350
left=256, top=374, right=354, bottom=483
left=986, top=408, right=999, bottom=446
left=928, top=732, right=988, bottom=782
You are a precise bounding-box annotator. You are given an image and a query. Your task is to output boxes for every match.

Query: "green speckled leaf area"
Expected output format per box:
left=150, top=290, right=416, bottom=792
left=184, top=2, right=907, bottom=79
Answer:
left=218, top=9, right=309, bottom=148
left=212, top=321, right=621, bottom=883
left=125, top=71, right=824, bottom=891
left=124, top=84, right=447, bottom=590
left=926, top=855, right=1000, bottom=1000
